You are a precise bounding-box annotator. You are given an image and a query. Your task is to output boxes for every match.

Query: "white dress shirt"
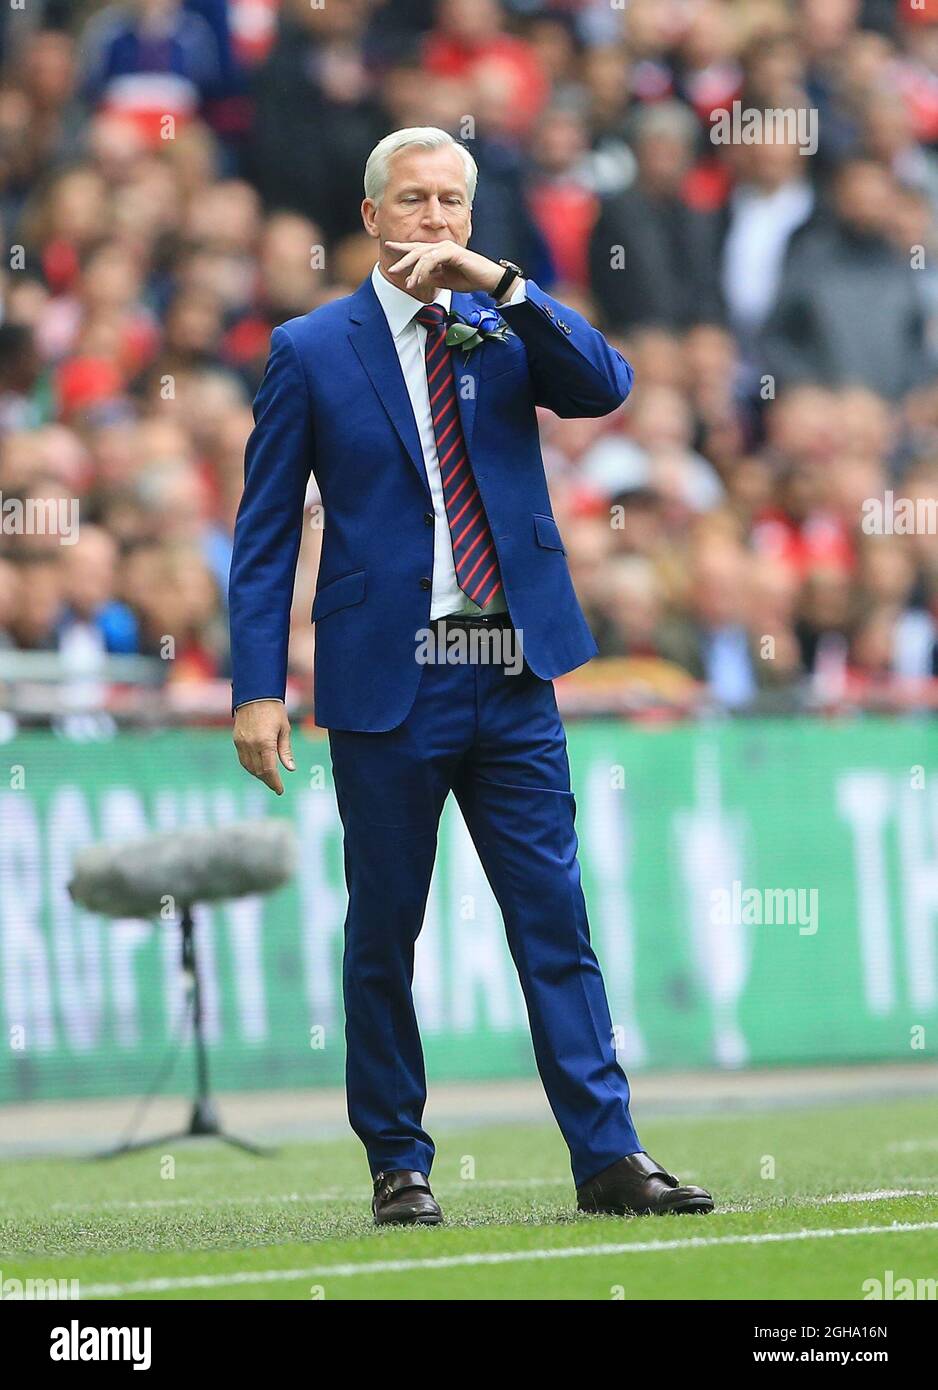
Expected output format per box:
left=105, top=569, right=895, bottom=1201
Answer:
left=370, top=261, right=525, bottom=618
left=720, top=180, right=814, bottom=334
left=236, top=263, right=524, bottom=708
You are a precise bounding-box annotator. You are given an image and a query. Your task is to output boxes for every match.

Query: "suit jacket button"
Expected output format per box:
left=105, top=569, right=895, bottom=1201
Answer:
left=423, top=512, right=434, bottom=526
left=420, top=576, right=432, bottom=589
left=545, top=306, right=554, bottom=317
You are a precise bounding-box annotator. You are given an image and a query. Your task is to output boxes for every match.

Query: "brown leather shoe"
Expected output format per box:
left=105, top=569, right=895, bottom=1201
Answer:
left=577, top=1152, right=714, bottom=1216
left=372, top=1170, right=443, bottom=1226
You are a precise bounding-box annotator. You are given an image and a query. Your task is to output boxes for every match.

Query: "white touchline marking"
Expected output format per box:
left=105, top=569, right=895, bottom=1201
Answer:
left=49, top=1192, right=347, bottom=1213
left=887, top=1139, right=938, bottom=1153
left=439, top=1177, right=571, bottom=1190
left=820, top=1190, right=931, bottom=1203
left=44, top=1178, right=572, bottom=1214
left=37, top=1183, right=936, bottom=1217
left=80, top=1220, right=938, bottom=1297
left=709, top=1191, right=935, bottom=1215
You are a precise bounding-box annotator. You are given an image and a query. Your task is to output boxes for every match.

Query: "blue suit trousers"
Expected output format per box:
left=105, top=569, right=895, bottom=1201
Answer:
left=328, top=647, right=641, bottom=1188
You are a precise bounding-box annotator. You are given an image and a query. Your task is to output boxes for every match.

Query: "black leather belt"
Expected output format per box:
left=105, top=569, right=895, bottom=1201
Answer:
left=433, top=612, right=513, bottom=630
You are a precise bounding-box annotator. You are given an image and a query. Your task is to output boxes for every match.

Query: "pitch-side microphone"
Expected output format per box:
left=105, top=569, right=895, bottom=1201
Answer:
left=68, top=818, right=297, bottom=1160
left=67, top=819, right=297, bottom=919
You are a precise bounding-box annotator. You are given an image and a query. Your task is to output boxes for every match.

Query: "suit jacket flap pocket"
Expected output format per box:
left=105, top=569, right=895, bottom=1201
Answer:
left=311, top=568, right=366, bottom=621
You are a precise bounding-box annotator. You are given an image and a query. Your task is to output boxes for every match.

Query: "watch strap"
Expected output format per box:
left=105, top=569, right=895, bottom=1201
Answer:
left=493, top=260, right=522, bottom=300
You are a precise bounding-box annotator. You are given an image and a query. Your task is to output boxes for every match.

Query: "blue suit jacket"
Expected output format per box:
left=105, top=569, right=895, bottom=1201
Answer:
left=228, top=275, right=633, bottom=731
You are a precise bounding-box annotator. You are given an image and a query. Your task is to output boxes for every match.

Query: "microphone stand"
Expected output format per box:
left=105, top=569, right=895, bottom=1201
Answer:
left=98, top=905, right=274, bottom=1159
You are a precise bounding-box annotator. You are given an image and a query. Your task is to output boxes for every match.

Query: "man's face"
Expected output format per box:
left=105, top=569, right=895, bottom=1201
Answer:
left=362, top=145, right=472, bottom=279
left=835, top=163, right=893, bottom=238
left=135, top=0, right=180, bottom=19
left=637, top=133, right=690, bottom=196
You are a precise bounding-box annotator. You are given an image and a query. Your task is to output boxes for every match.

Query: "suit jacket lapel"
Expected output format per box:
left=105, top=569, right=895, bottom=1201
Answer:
left=347, top=277, right=430, bottom=495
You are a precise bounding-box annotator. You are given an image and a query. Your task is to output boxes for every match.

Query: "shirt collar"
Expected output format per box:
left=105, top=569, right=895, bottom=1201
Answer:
left=371, top=261, right=452, bottom=340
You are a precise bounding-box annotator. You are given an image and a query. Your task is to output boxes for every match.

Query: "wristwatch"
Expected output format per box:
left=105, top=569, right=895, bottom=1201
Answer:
left=493, top=259, right=524, bottom=301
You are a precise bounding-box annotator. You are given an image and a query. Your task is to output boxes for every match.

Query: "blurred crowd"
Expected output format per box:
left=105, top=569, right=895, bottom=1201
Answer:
left=1, top=0, right=937, bottom=716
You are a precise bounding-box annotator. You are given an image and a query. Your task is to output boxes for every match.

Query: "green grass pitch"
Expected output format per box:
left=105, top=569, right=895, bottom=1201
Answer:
left=2, top=1096, right=936, bottom=1300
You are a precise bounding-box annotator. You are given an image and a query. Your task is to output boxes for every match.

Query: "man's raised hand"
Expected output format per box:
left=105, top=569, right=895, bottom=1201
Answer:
left=385, top=240, right=504, bottom=297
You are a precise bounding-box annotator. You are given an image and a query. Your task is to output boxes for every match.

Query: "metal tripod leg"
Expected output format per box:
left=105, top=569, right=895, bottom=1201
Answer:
left=96, top=904, right=276, bottom=1160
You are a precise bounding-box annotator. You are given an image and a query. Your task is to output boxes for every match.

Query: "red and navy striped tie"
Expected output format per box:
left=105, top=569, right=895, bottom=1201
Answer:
left=416, top=303, right=502, bottom=609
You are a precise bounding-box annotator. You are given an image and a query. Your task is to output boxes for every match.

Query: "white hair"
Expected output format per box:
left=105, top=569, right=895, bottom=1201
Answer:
left=364, top=127, right=478, bottom=207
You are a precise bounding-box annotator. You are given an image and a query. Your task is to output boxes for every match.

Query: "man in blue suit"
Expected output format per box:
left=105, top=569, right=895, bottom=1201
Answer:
left=229, top=128, right=713, bottom=1225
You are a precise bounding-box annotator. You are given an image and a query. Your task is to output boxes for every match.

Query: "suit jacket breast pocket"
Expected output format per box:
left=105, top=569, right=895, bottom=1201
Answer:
left=480, top=341, right=527, bottom=381
left=533, top=513, right=567, bottom=554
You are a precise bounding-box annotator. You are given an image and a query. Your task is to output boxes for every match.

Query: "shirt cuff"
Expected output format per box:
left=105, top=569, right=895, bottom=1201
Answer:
left=234, top=698, right=284, bottom=711
left=503, top=276, right=527, bottom=307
